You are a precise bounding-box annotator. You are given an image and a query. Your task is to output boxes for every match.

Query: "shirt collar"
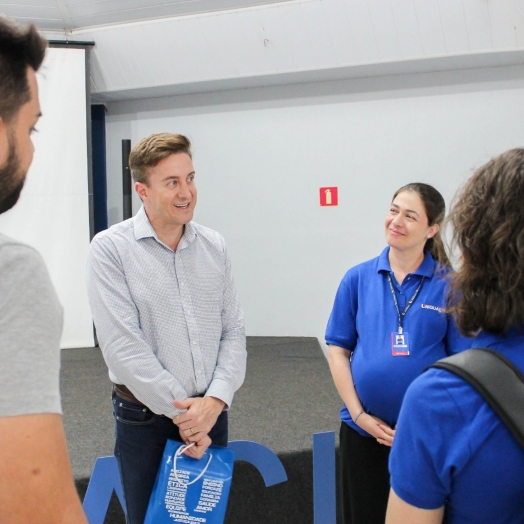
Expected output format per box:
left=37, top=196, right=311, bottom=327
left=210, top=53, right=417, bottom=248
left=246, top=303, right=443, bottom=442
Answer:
left=133, top=205, right=197, bottom=248
left=377, top=246, right=436, bottom=278
left=475, top=327, right=524, bottom=347
left=178, top=221, right=196, bottom=250
left=133, top=206, right=157, bottom=241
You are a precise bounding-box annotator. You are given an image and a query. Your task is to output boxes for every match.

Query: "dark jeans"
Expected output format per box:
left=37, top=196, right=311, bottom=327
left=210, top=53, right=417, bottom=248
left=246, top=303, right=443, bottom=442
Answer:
left=112, top=391, right=228, bottom=524
left=339, top=421, right=391, bottom=524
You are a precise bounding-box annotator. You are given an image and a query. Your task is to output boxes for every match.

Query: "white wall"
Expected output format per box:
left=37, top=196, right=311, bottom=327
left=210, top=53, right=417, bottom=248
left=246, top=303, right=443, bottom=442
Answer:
left=104, top=65, right=524, bottom=353
left=0, top=47, right=94, bottom=349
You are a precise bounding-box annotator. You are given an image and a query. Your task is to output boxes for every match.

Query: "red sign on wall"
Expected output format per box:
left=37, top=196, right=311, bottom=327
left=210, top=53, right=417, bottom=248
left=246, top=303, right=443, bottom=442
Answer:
left=320, top=187, right=338, bottom=206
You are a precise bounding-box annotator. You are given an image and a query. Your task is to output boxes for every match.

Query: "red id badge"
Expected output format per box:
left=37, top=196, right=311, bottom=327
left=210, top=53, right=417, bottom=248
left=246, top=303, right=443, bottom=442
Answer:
left=391, top=331, right=410, bottom=356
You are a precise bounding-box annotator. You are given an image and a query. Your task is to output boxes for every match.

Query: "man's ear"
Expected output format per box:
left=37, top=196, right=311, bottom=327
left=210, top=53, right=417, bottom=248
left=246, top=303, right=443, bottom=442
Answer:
left=0, top=118, right=9, bottom=166
left=135, top=181, right=147, bottom=202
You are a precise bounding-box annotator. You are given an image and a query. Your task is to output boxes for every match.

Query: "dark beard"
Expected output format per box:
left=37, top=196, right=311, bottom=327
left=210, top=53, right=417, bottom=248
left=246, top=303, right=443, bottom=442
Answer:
left=0, top=134, right=25, bottom=215
left=0, top=176, right=24, bottom=215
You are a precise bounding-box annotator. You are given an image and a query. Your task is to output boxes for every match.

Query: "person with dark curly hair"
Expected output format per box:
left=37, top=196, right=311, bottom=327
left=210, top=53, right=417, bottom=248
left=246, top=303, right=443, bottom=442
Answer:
left=387, top=149, right=524, bottom=524
left=326, top=183, right=468, bottom=524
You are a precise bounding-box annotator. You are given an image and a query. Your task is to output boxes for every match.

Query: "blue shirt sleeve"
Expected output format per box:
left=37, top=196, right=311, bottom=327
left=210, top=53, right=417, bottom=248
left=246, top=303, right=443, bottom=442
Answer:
left=389, top=369, right=472, bottom=510
left=325, top=269, right=358, bottom=350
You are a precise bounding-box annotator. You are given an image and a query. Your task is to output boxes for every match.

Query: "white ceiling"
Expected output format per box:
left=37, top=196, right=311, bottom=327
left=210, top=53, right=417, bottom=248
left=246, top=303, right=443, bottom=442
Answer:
left=0, top=0, right=292, bottom=31
left=1, top=0, right=524, bottom=102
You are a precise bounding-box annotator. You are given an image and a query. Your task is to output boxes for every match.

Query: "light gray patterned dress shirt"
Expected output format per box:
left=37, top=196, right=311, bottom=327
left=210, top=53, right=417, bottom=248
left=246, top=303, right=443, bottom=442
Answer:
left=86, top=206, right=246, bottom=419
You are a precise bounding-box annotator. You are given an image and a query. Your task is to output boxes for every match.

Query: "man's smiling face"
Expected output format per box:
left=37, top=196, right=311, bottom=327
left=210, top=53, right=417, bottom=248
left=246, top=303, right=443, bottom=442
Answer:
left=136, top=152, right=197, bottom=230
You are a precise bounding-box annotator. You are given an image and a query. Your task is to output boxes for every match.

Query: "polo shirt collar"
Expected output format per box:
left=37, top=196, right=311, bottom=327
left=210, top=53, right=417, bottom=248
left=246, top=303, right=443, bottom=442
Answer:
left=475, top=327, right=524, bottom=347
left=377, top=246, right=435, bottom=278
left=133, top=205, right=197, bottom=248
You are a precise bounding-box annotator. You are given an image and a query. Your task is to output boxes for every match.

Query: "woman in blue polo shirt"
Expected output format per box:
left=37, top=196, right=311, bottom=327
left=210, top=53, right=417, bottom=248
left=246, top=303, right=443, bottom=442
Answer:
left=386, top=149, right=524, bottom=524
left=326, top=183, right=465, bottom=524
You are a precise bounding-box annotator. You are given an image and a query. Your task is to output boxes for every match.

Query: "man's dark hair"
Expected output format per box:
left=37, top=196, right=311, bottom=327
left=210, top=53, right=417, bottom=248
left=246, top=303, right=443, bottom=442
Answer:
left=0, top=16, right=47, bottom=123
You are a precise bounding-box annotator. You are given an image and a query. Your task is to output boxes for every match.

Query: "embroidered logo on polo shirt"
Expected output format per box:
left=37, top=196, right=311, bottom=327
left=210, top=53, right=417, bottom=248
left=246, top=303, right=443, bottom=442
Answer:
left=421, top=304, right=445, bottom=313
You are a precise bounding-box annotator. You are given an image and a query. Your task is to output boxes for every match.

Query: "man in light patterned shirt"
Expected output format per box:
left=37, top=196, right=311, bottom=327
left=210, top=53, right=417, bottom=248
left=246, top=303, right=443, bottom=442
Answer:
left=86, top=133, right=246, bottom=524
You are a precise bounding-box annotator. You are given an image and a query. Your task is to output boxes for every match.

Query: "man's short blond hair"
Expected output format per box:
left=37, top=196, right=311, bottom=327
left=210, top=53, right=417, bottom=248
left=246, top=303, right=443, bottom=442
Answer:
left=129, top=133, right=192, bottom=184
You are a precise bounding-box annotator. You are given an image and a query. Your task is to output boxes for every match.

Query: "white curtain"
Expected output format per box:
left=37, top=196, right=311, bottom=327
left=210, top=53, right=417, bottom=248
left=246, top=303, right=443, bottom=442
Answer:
left=0, top=47, right=94, bottom=348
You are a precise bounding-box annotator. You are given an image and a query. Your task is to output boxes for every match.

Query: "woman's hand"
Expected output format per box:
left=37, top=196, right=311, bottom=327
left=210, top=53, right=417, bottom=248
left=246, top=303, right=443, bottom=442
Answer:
left=356, top=413, right=396, bottom=446
left=327, top=345, right=397, bottom=446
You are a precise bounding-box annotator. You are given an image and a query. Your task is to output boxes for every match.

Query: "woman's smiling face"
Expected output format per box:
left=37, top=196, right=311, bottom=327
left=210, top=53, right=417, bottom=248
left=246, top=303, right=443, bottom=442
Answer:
left=385, top=190, right=439, bottom=254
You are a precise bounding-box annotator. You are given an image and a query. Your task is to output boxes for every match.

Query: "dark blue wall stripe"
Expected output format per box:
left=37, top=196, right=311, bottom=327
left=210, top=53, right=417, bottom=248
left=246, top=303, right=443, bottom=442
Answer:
left=91, top=104, right=108, bottom=234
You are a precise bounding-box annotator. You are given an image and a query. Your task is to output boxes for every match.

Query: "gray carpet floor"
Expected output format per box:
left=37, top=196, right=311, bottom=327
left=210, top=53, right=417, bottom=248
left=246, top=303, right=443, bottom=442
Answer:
left=61, top=336, right=342, bottom=480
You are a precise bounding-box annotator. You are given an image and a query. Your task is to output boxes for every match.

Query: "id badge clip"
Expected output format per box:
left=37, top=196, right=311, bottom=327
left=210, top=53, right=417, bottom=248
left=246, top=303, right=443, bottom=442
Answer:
left=391, top=328, right=409, bottom=356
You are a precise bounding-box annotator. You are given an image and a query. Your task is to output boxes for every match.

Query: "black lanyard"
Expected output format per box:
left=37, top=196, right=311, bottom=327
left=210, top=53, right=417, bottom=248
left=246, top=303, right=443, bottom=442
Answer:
left=386, top=273, right=425, bottom=334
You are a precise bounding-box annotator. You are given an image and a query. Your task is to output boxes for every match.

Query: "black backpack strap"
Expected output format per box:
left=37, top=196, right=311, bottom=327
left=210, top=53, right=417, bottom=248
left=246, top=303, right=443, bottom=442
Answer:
left=428, top=348, right=524, bottom=451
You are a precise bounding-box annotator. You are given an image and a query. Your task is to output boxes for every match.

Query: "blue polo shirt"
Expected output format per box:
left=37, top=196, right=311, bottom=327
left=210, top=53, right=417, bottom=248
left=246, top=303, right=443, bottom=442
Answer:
left=325, top=247, right=468, bottom=436
left=390, top=330, right=524, bottom=523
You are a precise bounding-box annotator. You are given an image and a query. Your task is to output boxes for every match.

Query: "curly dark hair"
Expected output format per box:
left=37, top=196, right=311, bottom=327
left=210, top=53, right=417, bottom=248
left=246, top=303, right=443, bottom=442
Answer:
left=392, top=182, right=451, bottom=267
left=0, top=16, right=47, bottom=123
left=448, top=148, right=524, bottom=335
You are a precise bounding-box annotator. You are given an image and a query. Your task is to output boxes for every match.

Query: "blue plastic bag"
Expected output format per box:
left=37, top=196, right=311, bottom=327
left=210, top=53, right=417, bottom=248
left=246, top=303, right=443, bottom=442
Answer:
left=144, top=440, right=235, bottom=524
